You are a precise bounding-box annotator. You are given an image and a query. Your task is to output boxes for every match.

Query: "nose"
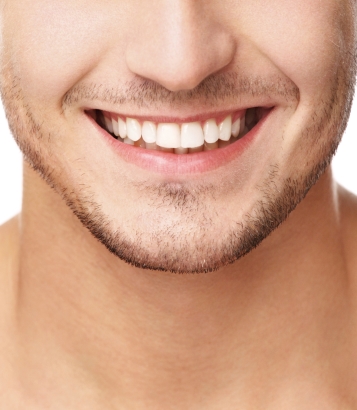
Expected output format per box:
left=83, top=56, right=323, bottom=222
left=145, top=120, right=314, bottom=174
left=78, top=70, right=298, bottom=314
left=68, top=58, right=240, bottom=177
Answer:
left=125, top=0, right=236, bottom=92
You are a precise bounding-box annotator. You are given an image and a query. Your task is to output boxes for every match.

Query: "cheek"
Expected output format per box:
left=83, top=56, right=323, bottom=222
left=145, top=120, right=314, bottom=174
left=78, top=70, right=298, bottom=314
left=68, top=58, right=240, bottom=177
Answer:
left=237, top=0, right=352, bottom=101
left=2, top=0, right=114, bottom=106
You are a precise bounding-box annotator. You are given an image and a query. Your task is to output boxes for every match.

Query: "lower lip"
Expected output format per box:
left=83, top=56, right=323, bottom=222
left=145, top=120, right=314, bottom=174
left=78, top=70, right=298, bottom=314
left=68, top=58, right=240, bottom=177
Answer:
left=90, top=111, right=272, bottom=175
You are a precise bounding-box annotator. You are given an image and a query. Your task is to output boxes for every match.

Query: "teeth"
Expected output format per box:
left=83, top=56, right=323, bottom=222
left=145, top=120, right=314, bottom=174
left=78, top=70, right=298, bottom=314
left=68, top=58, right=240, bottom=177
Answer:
left=127, top=118, right=141, bottom=142
left=101, top=108, right=262, bottom=152
left=105, top=116, right=114, bottom=134
left=203, top=119, right=219, bottom=143
left=124, top=137, right=134, bottom=145
left=119, top=118, right=127, bottom=139
left=112, top=118, right=119, bottom=136
left=218, top=115, right=232, bottom=141
left=231, top=118, right=240, bottom=138
left=181, top=122, right=204, bottom=148
left=142, top=121, right=157, bottom=143
left=156, top=123, right=181, bottom=148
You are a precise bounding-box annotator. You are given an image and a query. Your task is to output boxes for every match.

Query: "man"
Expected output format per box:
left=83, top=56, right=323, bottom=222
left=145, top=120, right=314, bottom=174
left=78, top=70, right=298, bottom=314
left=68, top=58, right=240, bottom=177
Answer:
left=0, top=0, right=356, bottom=408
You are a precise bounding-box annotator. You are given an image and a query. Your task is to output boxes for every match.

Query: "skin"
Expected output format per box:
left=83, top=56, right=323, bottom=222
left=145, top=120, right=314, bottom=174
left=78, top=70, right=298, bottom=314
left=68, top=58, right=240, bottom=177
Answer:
left=0, top=0, right=357, bottom=408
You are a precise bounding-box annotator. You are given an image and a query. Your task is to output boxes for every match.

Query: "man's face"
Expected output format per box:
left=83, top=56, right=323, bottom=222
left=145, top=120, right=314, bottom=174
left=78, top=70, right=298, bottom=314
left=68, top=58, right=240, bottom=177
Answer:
left=0, top=0, right=355, bottom=272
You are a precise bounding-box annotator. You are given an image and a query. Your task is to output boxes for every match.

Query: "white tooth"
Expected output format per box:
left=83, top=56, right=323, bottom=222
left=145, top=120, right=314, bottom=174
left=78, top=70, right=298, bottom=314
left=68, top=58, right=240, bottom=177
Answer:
left=218, top=115, right=232, bottom=141
left=203, top=119, right=219, bottom=143
left=127, top=118, right=141, bottom=142
left=239, top=115, right=245, bottom=135
left=175, top=147, right=188, bottom=154
left=104, top=116, right=114, bottom=134
left=156, top=123, right=181, bottom=148
left=142, top=121, right=157, bottom=143
left=146, top=142, right=157, bottom=150
left=119, top=118, right=127, bottom=138
left=181, top=122, right=204, bottom=148
left=112, top=118, right=119, bottom=136
left=124, top=137, right=134, bottom=145
left=231, top=118, right=240, bottom=138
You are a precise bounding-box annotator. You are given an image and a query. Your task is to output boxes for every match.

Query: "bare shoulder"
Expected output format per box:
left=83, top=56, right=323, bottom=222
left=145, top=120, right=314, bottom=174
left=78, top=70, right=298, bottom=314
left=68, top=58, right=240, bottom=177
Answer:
left=0, top=215, right=20, bottom=280
left=337, top=185, right=357, bottom=269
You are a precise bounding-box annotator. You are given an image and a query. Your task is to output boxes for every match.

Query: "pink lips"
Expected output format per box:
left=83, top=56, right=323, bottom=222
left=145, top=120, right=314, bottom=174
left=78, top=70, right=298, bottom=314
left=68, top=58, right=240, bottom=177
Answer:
left=88, top=108, right=273, bottom=175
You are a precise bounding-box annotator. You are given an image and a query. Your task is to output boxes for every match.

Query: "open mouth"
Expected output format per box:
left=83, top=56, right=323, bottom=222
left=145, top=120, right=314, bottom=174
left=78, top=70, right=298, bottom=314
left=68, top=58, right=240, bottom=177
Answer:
left=88, top=107, right=271, bottom=154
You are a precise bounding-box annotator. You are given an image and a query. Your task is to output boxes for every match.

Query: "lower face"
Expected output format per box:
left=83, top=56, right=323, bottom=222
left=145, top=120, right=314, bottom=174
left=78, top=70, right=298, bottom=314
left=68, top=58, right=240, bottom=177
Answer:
left=0, top=0, right=356, bottom=273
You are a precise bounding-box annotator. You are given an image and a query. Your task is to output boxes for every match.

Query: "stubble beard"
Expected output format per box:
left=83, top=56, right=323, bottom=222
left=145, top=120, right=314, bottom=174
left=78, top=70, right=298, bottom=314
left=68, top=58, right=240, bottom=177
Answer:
left=1, top=58, right=356, bottom=273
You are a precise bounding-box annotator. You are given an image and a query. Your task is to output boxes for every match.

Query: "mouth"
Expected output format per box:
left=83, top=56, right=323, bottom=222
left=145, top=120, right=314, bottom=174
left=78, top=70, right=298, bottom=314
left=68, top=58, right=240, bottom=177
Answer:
left=87, top=107, right=272, bottom=154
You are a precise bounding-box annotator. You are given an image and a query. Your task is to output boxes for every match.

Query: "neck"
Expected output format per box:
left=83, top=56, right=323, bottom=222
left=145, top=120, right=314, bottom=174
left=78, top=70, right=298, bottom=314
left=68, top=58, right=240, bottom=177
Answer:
left=12, top=163, right=355, bottom=409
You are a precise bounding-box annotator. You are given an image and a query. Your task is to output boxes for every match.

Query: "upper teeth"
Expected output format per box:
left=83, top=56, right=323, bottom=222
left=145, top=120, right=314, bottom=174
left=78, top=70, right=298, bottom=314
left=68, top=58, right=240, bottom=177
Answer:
left=103, top=111, right=253, bottom=152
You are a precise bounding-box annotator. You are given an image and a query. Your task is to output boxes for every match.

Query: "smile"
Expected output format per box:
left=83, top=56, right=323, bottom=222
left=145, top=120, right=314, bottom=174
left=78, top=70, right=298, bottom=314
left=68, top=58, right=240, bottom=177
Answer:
left=91, top=107, right=271, bottom=154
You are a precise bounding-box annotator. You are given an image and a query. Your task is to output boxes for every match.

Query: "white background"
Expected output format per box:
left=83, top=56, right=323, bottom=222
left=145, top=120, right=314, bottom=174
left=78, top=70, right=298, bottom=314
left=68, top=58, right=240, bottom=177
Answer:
left=0, top=100, right=356, bottom=226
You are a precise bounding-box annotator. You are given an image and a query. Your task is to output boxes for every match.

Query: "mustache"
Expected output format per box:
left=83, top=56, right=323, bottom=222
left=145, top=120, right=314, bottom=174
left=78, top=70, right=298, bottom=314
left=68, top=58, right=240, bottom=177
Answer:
left=62, top=72, right=300, bottom=111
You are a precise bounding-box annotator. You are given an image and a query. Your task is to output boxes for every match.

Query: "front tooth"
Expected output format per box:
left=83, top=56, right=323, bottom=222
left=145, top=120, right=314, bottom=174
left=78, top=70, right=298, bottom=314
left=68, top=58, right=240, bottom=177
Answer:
left=104, top=116, right=114, bottom=134
left=119, top=118, right=127, bottom=138
left=142, top=121, right=157, bottom=143
left=203, top=119, right=219, bottom=143
left=127, top=118, right=141, bottom=142
left=112, top=118, right=119, bottom=136
left=231, top=118, right=240, bottom=138
left=156, top=123, right=181, bottom=148
left=181, top=122, right=204, bottom=148
left=218, top=116, right=232, bottom=141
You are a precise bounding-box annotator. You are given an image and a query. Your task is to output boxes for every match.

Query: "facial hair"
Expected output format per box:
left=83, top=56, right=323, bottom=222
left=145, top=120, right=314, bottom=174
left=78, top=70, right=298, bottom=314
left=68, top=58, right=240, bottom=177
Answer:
left=0, top=56, right=356, bottom=273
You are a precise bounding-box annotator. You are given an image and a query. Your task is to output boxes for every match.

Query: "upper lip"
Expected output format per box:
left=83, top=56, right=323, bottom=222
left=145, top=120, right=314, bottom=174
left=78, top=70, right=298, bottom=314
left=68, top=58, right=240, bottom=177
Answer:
left=84, top=99, right=277, bottom=124
left=98, top=108, right=250, bottom=124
